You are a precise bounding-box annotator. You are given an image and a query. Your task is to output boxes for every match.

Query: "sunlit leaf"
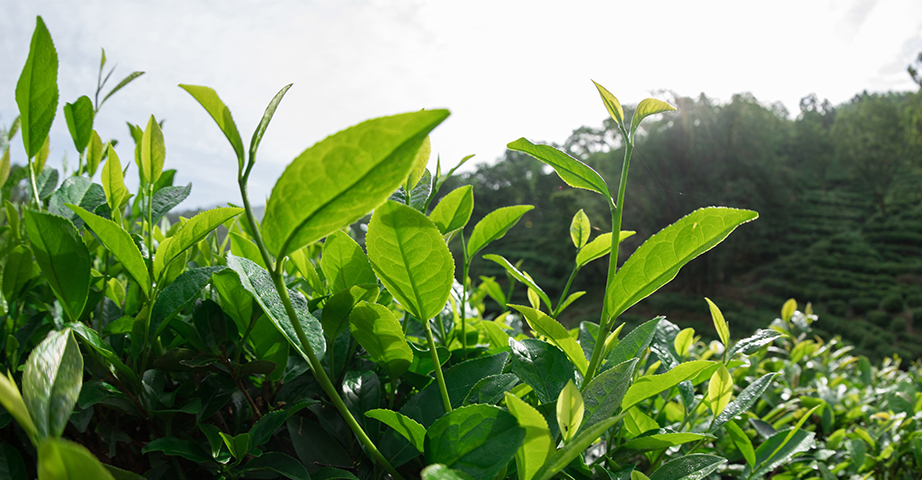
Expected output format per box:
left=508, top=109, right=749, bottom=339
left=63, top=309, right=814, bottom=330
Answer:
left=16, top=16, right=58, bottom=159
left=69, top=204, right=150, bottom=298
left=425, top=404, right=524, bottom=480
left=556, top=380, right=584, bottom=442
left=321, top=230, right=376, bottom=294
left=429, top=185, right=474, bottom=235
left=507, top=138, right=610, bottom=199
left=484, top=256, right=550, bottom=311
left=575, top=231, right=635, bottom=268
left=466, top=205, right=533, bottom=259
left=366, top=409, right=426, bottom=453
left=24, top=209, right=90, bottom=322
left=100, top=145, right=130, bottom=214
left=63, top=95, right=94, bottom=154
left=570, top=209, right=590, bottom=249
left=504, top=392, right=552, bottom=480
left=705, top=298, right=730, bottom=349
left=622, top=361, right=718, bottom=411
left=348, top=301, right=413, bottom=378
left=139, top=115, right=164, bottom=185
left=37, top=438, right=116, bottom=480
left=510, top=305, right=587, bottom=375
left=153, top=207, right=243, bottom=279
left=592, top=80, right=624, bottom=127
left=24, top=329, right=83, bottom=439
left=707, top=365, right=732, bottom=417
left=631, top=98, right=677, bottom=134
left=179, top=84, right=245, bottom=167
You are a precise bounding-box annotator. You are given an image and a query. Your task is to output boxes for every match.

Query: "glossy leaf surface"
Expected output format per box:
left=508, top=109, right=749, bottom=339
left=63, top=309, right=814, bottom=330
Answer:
left=705, top=298, right=730, bottom=348
left=425, top=404, right=524, bottom=480
left=605, top=208, right=758, bottom=321
left=508, top=138, right=610, bottom=199
left=263, top=109, right=449, bottom=258
left=366, top=201, right=454, bottom=321
left=154, top=207, right=243, bottom=278
left=69, top=204, right=150, bottom=298
left=511, top=305, right=587, bottom=375
left=100, top=145, right=130, bottom=213
left=24, top=209, right=90, bottom=322
left=24, top=329, right=83, bottom=439
left=348, top=301, right=413, bottom=378
left=534, top=416, right=620, bottom=480
left=429, top=185, right=474, bottom=235
left=509, top=338, right=574, bottom=403
left=580, top=358, right=637, bottom=433
left=504, top=393, right=552, bottom=480
left=466, top=205, right=533, bottom=259
left=321, top=283, right=378, bottom=341
left=622, top=360, right=717, bottom=410
left=48, top=178, right=105, bottom=227
left=150, top=266, right=225, bottom=338
left=556, top=380, right=584, bottom=442
left=366, top=409, right=426, bottom=453
left=709, top=372, right=779, bottom=433
left=649, top=454, right=726, bottom=480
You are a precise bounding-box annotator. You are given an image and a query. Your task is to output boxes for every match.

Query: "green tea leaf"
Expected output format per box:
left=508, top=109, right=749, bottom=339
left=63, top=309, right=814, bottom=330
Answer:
left=16, top=16, right=58, bottom=159
left=366, top=409, right=426, bottom=453
left=580, top=358, right=638, bottom=433
left=508, top=138, right=610, bottom=199
left=63, top=96, right=94, bottom=154
left=249, top=84, right=292, bottom=163
left=33, top=167, right=58, bottom=201
left=741, top=428, right=815, bottom=479
left=24, top=209, right=90, bottom=322
left=348, top=301, right=413, bottom=378
left=38, top=438, right=116, bottom=480
left=178, top=84, right=245, bottom=166
left=101, top=145, right=130, bottom=214
left=534, top=415, right=620, bottom=480
left=66, top=322, right=137, bottom=385
left=289, top=247, right=323, bottom=294
left=321, top=230, right=376, bottom=294
left=707, top=365, right=732, bottom=416
left=34, top=136, right=50, bottom=173
left=463, top=373, right=519, bottom=405
left=219, top=432, right=250, bottom=459
left=429, top=185, right=474, bottom=235
left=240, top=452, right=310, bottom=480
left=407, top=135, right=431, bottom=190
left=726, top=329, right=785, bottom=359
left=510, top=305, right=588, bottom=375
left=622, top=360, right=718, bottom=411
left=724, top=421, right=755, bottom=467
left=575, top=231, right=635, bottom=268
left=85, top=131, right=104, bottom=177
left=0, top=370, right=37, bottom=443
left=139, top=115, right=164, bottom=185
left=263, top=109, right=449, bottom=258
left=619, top=430, right=715, bottom=453
left=141, top=437, right=212, bottom=464
left=149, top=184, right=191, bottom=227
left=631, top=98, right=677, bottom=135
left=709, top=372, right=779, bottom=433
left=321, top=283, right=378, bottom=341
left=466, top=205, right=533, bottom=259
left=48, top=178, right=106, bottom=226
left=781, top=298, right=797, bottom=322
left=570, top=209, right=591, bottom=249
left=605, top=207, right=758, bottom=321
left=229, top=232, right=266, bottom=269
left=0, top=148, right=10, bottom=188
left=509, top=338, right=575, bottom=403
left=504, top=393, right=552, bottom=480
left=483, top=256, right=550, bottom=311
left=2, top=245, right=37, bottom=303
left=673, top=328, right=695, bottom=358
left=0, top=443, right=27, bottom=480
left=705, top=298, right=730, bottom=349
left=425, top=404, right=524, bottom=480
left=366, top=200, right=454, bottom=321
left=24, top=329, right=83, bottom=439
left=225, top=253, right=325, bottom=363
left=649, top=454, right=726, bottom=480
left=421, top=464, right=474, bottom=480
left=556, top=291, right=585, bottom=314
left=150, top=266, right=225, bottom=339
left=154, top=207, right=243, bottom=279
left=68, top=204, right=150, bottom=298
left=248, top=315, right=288, bottom=383
left=557, top=380, right=584, bottom=442
left=605, top=317, right=662, bottom=368
left=99, top=71, right=144, bottom=110
left=286, top=417, right=353, bottom=469
left=592, top=80, right=624, bottom=127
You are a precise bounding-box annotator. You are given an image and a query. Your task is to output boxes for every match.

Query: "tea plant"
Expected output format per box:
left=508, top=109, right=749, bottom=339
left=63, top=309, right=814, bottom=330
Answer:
left=3, top=14, right=919, bottom=480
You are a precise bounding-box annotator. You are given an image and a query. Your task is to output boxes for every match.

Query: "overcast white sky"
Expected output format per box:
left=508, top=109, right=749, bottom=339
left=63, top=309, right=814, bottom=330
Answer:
left=2, top=0, right=921, bottom=209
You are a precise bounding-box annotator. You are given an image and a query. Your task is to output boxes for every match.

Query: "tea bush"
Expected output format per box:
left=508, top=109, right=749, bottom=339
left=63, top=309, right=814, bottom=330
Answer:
left=0, top=16, right=920, bottom=480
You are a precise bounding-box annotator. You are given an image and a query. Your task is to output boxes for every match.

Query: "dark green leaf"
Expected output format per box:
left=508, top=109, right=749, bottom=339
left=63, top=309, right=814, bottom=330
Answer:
left=507, top=138, right=610, bottom=199
left=153, top=207, right=243, bottom=278
left=286, top=416, right=352, bottom=469
left=366, top=201, right=454, bottom=321
left=605, top=208, right=758, bottom=321
left=48, top=177, right=106, bottom=226
left=741, top=428, right=815, bottom=479
left=313, top=467, right=360, bottom=480
left=150, top=266, right=225, bottom=339
left=508, top=338, right=575, bottom=404
left=0, top=444, right=27, bottom=480
left=391, top=168, right=432, bottom=211
left=225, top=253, right=325, bottom=362
left=24, top=209, right=90, bottom=322
left=150, top=183, right=191, bottom=226
left=649, top=454, right=726, bottom=480
left=425, top=404, right=524, bottom=480
left=510, top=305, right=586, bottom=374
left=66, top=322, right=137, bottom=385
left=580, top=358, right=638, bottom=433
left=2, top=245, right=37, bottom=302
left=141, top=437, right=212, bottom=464
left=16, top=16, right=58, bottom=159
left=463, top=373, right=519, bottom=405
left=263, top=110, right=449, bottom=258
left=33, top=167, right=58, bottom=200
left=709, top=373, right=780, bottom=433
left=465, top=205, right=533, bottom=259
left=605, top=317, right=662, bottom=369
left=63, top=96, right=94, bottom=153
left=241, top=452, right=310, bottom=480
left=24, top=329, right=83, bottom=439
left=342, top=370, right=381, bottom=444
left=727, top=330, right=786, bottom=358
left=212, top=269, right=254, bottom=334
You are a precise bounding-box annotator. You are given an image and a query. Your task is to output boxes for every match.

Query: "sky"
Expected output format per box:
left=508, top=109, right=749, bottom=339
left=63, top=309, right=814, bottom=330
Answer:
left=1, top=0, right=921, bottom=210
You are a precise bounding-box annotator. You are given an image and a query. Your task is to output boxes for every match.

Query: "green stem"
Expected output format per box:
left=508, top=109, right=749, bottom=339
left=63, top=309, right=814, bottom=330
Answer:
left=424, top=318, right=452, bottom=414
left=585, top=133, right=634, bottom=384
left=237, top=170, right=404, bottom=480
left=552, top=265, right=580, bottom=317
left=27, top=157, right=41, bottom=207
left=460, top=235, right=470, bottom=357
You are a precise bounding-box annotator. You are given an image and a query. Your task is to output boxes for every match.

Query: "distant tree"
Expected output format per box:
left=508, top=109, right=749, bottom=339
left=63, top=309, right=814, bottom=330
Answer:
left=909, top=50, right=922, bottom=88
left=791, top=94, right=836, bottom=189
left=831, top=92, right=915, bottom=215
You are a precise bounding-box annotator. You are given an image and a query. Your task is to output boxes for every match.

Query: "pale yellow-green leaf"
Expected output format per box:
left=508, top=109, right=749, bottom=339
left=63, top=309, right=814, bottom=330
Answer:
left=85, top=130, right=104, bottom=177
left=140, top=115, right=165, bottom=185
left=101, top=144, right=129, bottom=214
left=505, top=393, right=553, bottom=480
left=674, top=327, right=695, bottom=358
left=707, top=364, right=732, bottom=417
left=35, top=135, right=50, bottom=173
left=569, top=209, right=590, bottom=249
left=0, top=370, right=37, bottom=443
left=556, top=380, right=584, bottom=442
left=406, top=135, right=431, bottom=190
left=0, top=148, right=10, bottom=188
left=705, top=297, right=730, bottom=349
left=592, top=80, right=624, bottom=127
left=631, top=98, right=677, bottom=134
left=781, top=298, right=797, bottom=322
